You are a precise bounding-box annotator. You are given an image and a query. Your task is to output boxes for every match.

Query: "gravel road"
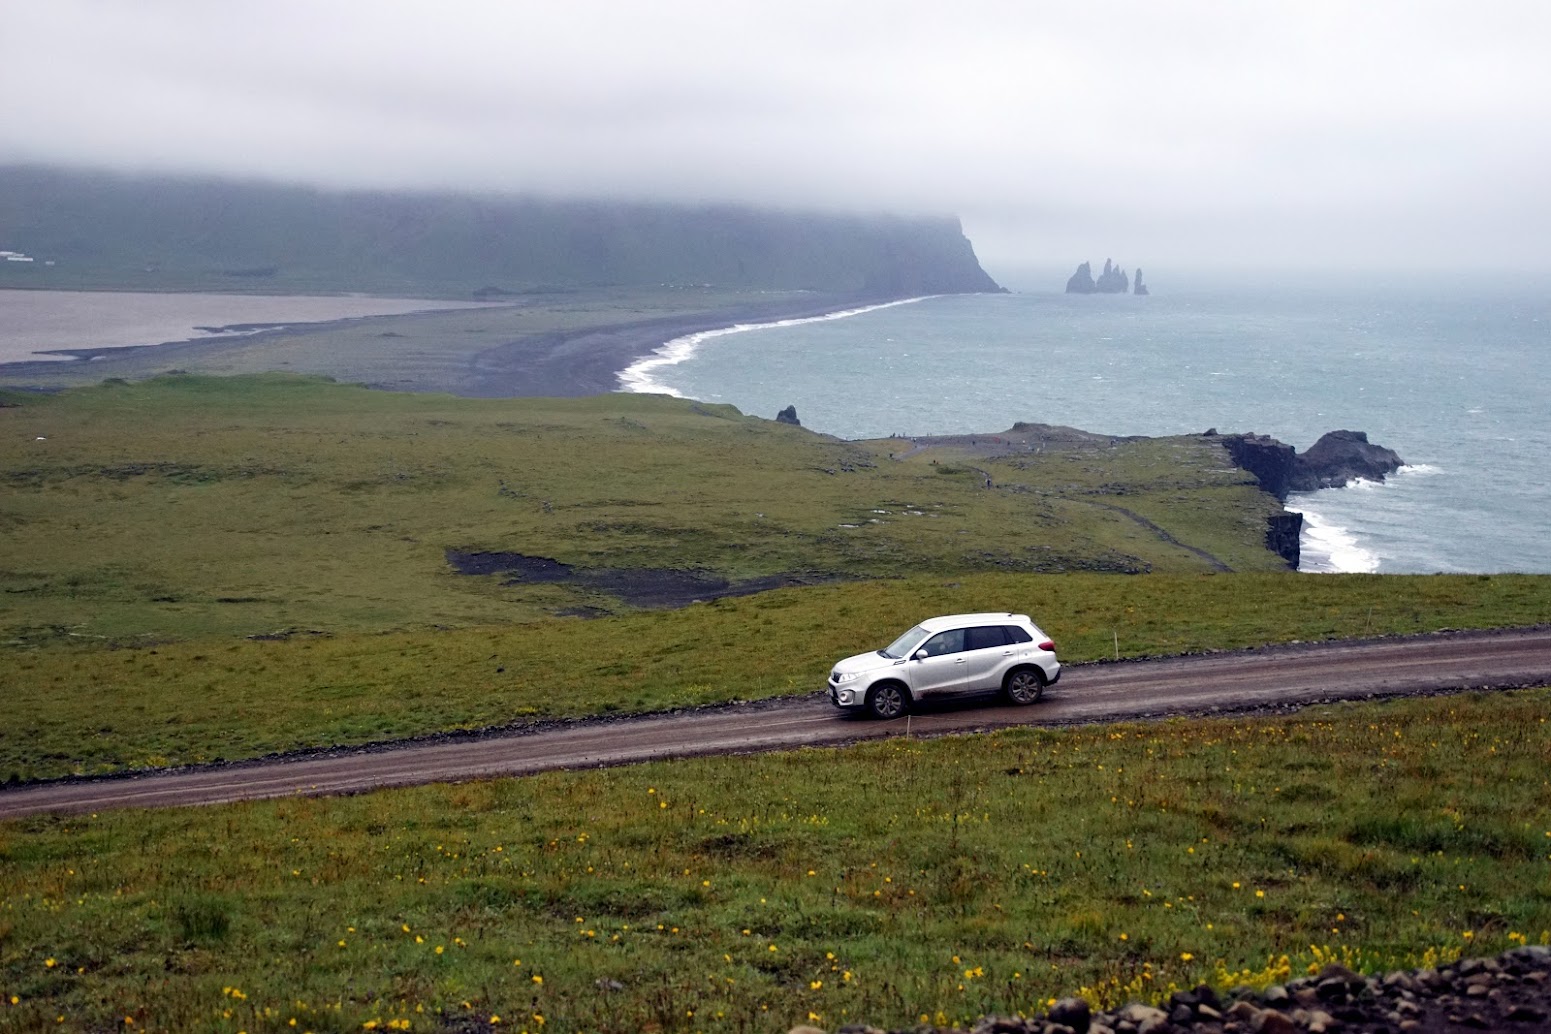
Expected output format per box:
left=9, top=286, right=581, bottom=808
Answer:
left=3, top=627, right=1548, bottom=820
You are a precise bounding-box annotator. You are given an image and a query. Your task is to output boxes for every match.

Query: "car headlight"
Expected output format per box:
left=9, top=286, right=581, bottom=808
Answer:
left=834, top=671, right=859, bottom=683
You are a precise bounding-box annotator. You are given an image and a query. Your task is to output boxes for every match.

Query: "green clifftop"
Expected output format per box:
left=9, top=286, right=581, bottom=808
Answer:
left=0, top=166, right=1003, bottom=298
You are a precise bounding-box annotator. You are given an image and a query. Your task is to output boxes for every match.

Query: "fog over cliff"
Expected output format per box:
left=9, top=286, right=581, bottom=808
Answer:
left=3, top=1, right=1549, bottom=277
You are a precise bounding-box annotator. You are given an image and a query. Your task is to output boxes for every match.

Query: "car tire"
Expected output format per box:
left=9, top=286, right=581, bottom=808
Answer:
left=866, top=682, right=908, bottom=720
left=1003, top=668, right=1045, bottom=705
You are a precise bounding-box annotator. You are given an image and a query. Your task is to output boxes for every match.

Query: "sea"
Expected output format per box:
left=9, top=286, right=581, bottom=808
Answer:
left=620, top=281, right=1551, bottom=575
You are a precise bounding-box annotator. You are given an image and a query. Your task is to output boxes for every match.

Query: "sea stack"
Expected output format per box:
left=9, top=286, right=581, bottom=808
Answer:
left=1065, top=261, right=1097, bottom=293
left=1065, top=259, right=1138, bottom=294
left=1095, top=259, right=1129, bottom=293
left=1134, top=268, right=1149, bottom=295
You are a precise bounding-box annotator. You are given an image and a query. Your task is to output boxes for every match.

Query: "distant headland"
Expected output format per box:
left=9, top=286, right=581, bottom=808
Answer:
left=1066, top=259, right=1148, bottom=295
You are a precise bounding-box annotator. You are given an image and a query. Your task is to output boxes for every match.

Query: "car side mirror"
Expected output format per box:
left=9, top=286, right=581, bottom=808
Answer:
left=912, top=649, right=929, bottom=661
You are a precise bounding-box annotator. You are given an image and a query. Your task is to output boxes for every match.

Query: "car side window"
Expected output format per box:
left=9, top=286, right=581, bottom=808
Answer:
left=1003, top=625, right=1033, bottom=644
left=920, top=628, right=965, bottom=657
left=964, top=626, right=1008, bottom=651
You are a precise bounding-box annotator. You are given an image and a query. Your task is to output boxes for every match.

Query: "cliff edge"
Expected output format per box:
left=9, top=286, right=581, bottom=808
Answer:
left=0, top=165, right=1004, bottom=299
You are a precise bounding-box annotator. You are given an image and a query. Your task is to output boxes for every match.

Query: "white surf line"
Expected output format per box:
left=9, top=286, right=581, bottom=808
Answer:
left=616, top=295, right=937, bottom=396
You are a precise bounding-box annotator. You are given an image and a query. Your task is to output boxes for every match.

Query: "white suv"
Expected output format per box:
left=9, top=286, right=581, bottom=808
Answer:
left=827, top=613, right=1060, bottom=719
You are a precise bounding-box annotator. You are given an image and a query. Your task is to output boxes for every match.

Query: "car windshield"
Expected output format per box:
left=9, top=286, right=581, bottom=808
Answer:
left=879, top=624, right=927, bottom=659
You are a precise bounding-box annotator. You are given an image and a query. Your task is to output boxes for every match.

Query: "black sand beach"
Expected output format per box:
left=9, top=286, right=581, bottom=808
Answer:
left=455, top=293, right=897, bottom=397
left=0, top=290, right=899, bottom=398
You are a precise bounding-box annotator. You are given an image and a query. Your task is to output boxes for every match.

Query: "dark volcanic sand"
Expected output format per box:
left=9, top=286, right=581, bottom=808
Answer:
left=0, top=291, right=898, bottom=398
left=454, top=293, right=896, bottom=397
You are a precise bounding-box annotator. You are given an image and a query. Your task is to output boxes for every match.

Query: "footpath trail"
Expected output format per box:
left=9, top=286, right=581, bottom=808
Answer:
left=3, top=627, right=1549, bottom=820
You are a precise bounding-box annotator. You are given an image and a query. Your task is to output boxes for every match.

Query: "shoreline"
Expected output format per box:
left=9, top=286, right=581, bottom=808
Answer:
left=0, top=290, right=931, bottom=398
left=449, top=292, right=936, bottom=398
left=616, top=295, right=935, bottom=396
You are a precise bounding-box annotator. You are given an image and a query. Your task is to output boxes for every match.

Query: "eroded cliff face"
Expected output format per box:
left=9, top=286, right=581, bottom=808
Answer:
left=1219, top=433, right=1298, bottom=500
left=1211, top=429, right=1403, bottom=571
left=1264, top=511, right=1304, bottom=569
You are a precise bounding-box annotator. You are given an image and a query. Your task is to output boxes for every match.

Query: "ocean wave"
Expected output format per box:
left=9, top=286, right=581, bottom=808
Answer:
left=1297, top=507, right=1379, bottom=574
left=616, top=296, right=934, bottom=395
left=1397, top=463, right=1442, bottom=476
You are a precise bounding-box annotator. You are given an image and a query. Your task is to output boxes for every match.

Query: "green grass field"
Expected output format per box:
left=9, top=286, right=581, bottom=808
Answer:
left=0, top=373, right=1287, bottom=647
left=2, top=690, right=1548, bottom=1033
left=3, top=375, right=1548, bottom=779
left=3, top=372, right=1549, bottom=1034
left=3, top=570, right=1548, bottom=782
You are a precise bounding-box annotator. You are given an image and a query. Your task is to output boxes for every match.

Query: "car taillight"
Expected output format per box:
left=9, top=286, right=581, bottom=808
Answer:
left=1038, top=640, right=1056, bottom=652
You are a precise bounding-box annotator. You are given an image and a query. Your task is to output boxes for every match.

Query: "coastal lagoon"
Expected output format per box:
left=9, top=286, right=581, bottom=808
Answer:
left=0, top=289, right=492, bottom=364
left=623, top=283, right=1551, bottom=575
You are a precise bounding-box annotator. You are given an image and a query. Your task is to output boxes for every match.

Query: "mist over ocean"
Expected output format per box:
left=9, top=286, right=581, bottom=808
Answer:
left=624, top=283, right=1551, bottom=575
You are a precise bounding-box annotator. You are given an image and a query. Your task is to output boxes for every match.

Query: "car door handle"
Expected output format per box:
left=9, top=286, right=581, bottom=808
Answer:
left=954, top=658, right=965, bottom=664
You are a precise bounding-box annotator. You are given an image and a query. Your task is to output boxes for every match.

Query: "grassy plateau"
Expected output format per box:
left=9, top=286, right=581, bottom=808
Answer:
left=2, top=369, right=1549, bottom=1033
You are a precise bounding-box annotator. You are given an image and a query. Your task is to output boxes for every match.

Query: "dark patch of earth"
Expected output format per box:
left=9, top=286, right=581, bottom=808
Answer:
left=444, top=549, right=834, bottom=609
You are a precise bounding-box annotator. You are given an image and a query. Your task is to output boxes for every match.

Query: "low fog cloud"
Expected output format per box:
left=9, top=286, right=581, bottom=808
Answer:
left=4, top=0, right=1549, bottom=276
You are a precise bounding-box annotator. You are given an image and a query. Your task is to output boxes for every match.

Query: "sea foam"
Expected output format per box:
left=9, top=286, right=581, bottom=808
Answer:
left=617, top=296, right=933, bottom=396
left=1296, top=506, right=1380, bottom=573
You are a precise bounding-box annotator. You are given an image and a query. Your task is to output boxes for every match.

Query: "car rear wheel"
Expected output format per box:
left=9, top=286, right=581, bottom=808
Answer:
left=1003, top=668, right=1045, bottom=705
left=866, top=682, right=908, bottom=719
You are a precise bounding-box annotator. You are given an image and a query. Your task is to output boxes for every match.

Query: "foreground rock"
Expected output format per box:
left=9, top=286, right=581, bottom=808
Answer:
left=812, top=945, right=1551, bottom=1034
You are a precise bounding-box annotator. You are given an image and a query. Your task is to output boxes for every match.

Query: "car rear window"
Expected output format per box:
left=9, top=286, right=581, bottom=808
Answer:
left=965, top=626, right=1009, bottom=650
left=1002, top=624, right=1033, bottom=644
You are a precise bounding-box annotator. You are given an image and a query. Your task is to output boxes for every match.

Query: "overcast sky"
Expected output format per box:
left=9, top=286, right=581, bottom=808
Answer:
left=4, top=0, right=1549, bottom=280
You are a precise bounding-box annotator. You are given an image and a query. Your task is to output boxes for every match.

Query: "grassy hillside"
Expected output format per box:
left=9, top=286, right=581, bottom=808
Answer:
left=0, top=374, right=1288, bottom=646
left=2, top=375, right=1549, bottom=779
left=2, top=690, right=1547, bottom=1033
left=2, top=372, right=1549, bottom=1032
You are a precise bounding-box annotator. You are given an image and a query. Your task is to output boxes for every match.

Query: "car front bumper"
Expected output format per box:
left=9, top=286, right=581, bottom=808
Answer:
left=827, top=682, right=865, bottom=708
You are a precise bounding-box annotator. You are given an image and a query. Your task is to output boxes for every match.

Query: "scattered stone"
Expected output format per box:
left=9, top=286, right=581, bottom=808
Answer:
left=1251, top=1009, right=1298, bottom=1034
left=1048, top=997, right=1091, bottom=1034
left=827, top=946, right=1551, bottom=1034
left=1117, top=1004, right=1167, bottom=1029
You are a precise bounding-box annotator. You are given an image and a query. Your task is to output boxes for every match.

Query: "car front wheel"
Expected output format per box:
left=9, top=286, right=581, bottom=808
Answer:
left=866, top=683, right=908, bottom=719
left=1003, top=668, right=1045, bottom=705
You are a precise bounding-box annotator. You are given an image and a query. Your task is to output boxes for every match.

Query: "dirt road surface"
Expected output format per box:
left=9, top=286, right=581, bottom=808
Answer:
left=4, top=627, right=1548, bottom=820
